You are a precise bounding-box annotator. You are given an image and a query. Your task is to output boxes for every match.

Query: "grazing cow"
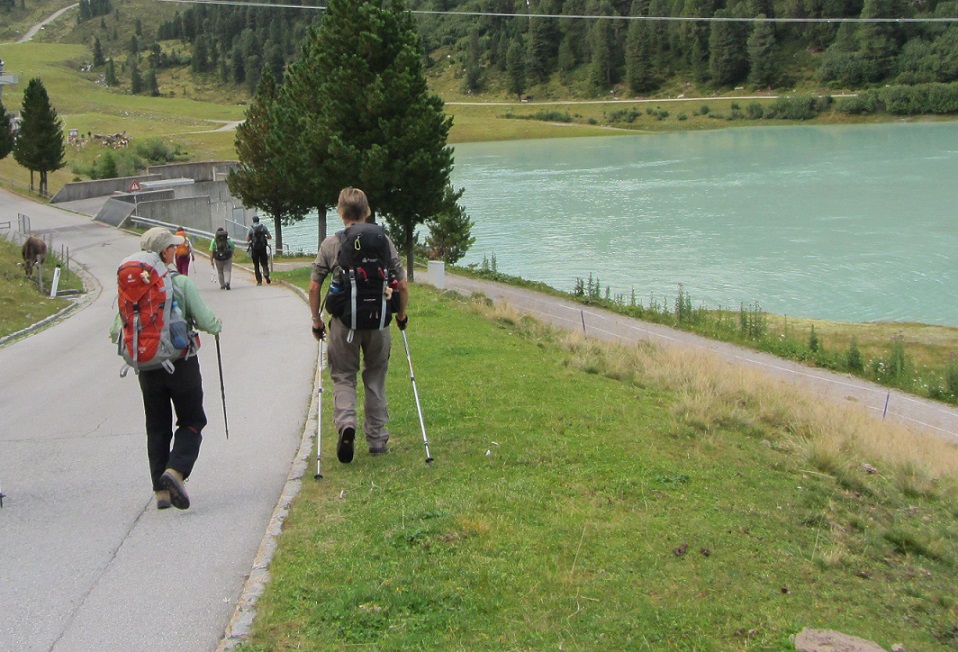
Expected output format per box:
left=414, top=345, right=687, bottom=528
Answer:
left=22, top=236, right=47, bottom=277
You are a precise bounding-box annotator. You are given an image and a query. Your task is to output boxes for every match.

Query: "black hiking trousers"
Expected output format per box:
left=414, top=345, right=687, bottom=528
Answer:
left=138, top=355, right=207, bottom=491
left=251, top=247, right=269, bottom=283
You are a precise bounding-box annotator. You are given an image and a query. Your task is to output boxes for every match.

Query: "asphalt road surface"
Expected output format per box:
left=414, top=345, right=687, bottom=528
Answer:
left=0, top=190, right=316, bottom=652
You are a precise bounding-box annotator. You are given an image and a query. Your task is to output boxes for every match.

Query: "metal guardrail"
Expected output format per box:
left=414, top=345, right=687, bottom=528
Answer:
left=129, top=214, right=277, bottom=271
left=126, top=215, right=215, bottom=242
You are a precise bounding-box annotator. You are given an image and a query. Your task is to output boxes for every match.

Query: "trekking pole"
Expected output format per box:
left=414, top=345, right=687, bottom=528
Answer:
left=401, top=330, right=433, bottom=464
left=214, top=333, right=229, bottom=439
left=315, top=340, right=326, bottom=479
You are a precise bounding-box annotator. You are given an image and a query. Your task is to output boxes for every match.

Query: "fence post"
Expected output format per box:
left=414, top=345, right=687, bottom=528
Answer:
left=49, top=265, right=61, bottom=298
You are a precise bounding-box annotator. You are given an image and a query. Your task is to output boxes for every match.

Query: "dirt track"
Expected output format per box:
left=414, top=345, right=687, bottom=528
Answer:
left=428, top=272, right=958, bottom=445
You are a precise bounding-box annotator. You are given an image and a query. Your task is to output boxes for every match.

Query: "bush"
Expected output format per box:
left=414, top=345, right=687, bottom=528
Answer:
left=764, top=95, right=832, bottom=120
left=746, top=102, right=764, bottom=119
left=836, top=91, right=880, bottom=115
left=608, top=108, right=643, bottom=123
left=134, top=138, right=179, bottom=164
left=846, top=338, right=864, bottom=373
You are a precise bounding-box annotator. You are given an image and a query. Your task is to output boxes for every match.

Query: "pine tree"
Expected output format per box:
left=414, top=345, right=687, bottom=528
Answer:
left=507, top=36, right=527, bottom=99
left=277, top=0, right=456, bottom=279
left=104, top=58, right=118, bottom=86
left=145, top=68, right=160, bottom=96
left=589, top=14, right=614, bottom=90
left=92, top=36, right=105, bottom=67
left=227, top=68, right=308, bottom=252
left=0, top=101, right=14, bottom=161
left=13, top=78, right=66, bottom=196
left=625, top=0, right=657, bottom=94
left=130, top=60, right=143, bottom=94
left=708, top=8, right=750, bottom=87
left=425, top=185, right=475, bottom=265
left=747, top=15, right=778, bottom=88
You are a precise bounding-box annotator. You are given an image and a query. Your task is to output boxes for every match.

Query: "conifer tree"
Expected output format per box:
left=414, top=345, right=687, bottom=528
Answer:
left=625, top=0, right=657, bottom=94
left=708, top=8, right=750, bottom=87
left=507, top=36, right=527, bottom=99
left=227, top=67, right=308, bottom=252
left=93, top=36, right=105, bottom=67
left=130, top=60, right=143, bottom=94
left=278, top=0, right=456, bottom=278
left=13, top=78, right=66, bottom=196
left=747, top=16, right=778, bottom=88
left=104, top=58, right=118, bottom=86
left=145, top=68, right=160, bottom=96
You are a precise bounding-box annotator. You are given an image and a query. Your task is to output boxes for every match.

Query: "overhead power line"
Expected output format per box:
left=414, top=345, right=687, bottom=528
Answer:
left=152, top=0, right=958, bottom=23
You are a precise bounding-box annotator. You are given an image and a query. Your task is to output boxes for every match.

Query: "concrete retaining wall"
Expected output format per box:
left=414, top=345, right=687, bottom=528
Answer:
left=137, top=197, right=214, bottom=233
left=50, top=175, right=163, bottom=204
left=148, top=161, right=238, bottom=183
left=112, top=189, right=175, bottom=205
left=94, top=198, right=137, bottom=227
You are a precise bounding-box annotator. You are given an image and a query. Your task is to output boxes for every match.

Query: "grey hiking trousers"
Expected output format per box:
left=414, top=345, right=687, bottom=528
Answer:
left=326, top=318, right=392, bottom=450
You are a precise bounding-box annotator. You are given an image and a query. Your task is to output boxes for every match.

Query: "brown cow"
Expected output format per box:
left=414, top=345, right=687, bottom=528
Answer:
left=22, top=236, right=47, bottom=277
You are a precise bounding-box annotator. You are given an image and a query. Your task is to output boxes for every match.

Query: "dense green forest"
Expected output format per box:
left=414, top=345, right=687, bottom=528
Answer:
left=7, top=0, right=958, bottom=99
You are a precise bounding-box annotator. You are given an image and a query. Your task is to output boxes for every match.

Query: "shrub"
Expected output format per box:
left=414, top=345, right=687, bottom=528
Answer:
left=764, top=95, right=832, bottom=120
left=836, top=91, right=880, bottom=114
left=846, top=338, right=864, bottom=373
left=746, top=102, right=764, bottom=119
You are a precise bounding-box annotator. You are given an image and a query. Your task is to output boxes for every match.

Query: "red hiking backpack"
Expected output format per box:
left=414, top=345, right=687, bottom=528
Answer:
left=117, top=251, right=192, bottom=375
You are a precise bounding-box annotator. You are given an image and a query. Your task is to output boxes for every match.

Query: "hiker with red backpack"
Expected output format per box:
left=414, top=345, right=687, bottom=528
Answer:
left=111, top=227, right=223, bottom=511
left=308, top=187, right=408, bottom=463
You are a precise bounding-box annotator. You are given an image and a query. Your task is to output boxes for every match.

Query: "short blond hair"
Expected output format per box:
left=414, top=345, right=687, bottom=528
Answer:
left=337, top=187, right=371, bottom=223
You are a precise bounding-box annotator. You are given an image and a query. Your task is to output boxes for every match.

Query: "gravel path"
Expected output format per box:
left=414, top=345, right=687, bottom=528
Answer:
left=425, top=272, right=958, bottom=445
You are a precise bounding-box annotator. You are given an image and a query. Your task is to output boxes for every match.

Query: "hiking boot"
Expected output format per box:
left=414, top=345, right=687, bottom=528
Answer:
left=159, top=469, right=190, bottom=510
left=226, top=284, right=230, bottom=290
left=337, top=427, right=355, bottom=464
left=155, top=490, right=172, bottom=510
left=256, top=280, right=262, bottom=286
left=265, top=275, right=271, bottom=284
left=369, top=445, right=389, bottom=456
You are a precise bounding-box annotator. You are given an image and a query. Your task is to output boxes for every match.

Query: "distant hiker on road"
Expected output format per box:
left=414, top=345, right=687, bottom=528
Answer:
left=246, top=216, right=271, bottom=285
left=111, top=227, right=223, bottom=511
left=308, top=187, right=408, bottom=462
left=174, top=226, right=194, bottom=276
left=209, top=227, right=235, bottom=290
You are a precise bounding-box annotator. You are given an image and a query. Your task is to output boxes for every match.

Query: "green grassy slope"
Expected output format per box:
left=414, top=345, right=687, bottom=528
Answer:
left=236, top=281, right=958, bottom=651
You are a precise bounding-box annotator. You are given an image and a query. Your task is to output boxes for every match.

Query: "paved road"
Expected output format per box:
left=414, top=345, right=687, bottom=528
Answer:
left=430, top=274, right=958, bottom=444
left=0, top=190, right=316, bottom=652
left=17, top=4, right=79, bottom=43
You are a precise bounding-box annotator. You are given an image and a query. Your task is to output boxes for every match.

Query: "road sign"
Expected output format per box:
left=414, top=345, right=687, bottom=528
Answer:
left=129, top=180, right=141, bottom=192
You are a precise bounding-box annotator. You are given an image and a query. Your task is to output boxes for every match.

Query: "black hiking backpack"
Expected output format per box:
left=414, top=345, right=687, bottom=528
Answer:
left=213, top=233, right=233, bottom=261
left=324, top=222, right=398, bottom=333
left=250, top=223, right=268, bottom=251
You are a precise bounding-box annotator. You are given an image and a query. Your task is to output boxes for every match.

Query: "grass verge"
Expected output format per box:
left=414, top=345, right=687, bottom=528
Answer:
left=238, top=277, right=958, bottom=651
left=0, top=236, right=84, bottom=339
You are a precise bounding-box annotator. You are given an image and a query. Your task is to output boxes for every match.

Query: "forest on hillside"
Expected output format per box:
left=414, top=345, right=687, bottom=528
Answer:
left=7, top=0, right=958, bottom=99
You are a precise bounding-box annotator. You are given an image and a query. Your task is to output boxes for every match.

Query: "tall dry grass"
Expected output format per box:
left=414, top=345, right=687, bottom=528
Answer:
left=474, top=298, right=958, bottom=499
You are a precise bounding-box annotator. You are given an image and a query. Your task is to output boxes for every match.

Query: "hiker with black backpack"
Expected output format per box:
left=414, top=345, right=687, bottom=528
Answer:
left=246, top=216, right=272, bottom=285
left=111, top=227, right=223, bottom=511
left=308, top=187, right=408, bottom=463
left=209, top=227, right=235, bottom=290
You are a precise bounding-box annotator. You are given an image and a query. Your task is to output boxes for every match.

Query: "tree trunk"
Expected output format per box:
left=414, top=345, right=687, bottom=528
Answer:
left=273, top=214, right=283, bottom=254
left=317, top=208, right=328, bottom=251
left=405, top=230, right=415, bottom=282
